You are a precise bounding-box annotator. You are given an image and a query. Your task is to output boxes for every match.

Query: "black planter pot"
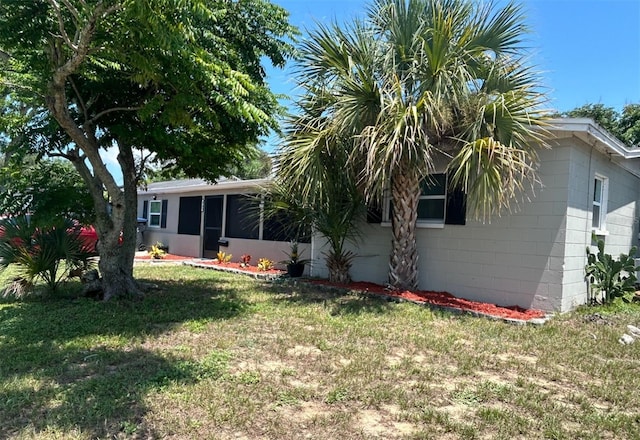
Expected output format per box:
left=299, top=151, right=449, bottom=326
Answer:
left=287, top=263, right=305, bottom=278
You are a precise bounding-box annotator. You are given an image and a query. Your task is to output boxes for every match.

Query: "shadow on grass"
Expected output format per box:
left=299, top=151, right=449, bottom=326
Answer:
left=0, top=271, right=244, bottom=438
left=265, top=280, right=395, bottom=316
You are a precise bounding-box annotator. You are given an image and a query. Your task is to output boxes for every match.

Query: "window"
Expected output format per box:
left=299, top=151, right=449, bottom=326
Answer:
left=225, top=195, right=259, bottom=239
left=148, top=200, right=167, bottom=228
left=178, top=196, right=202, bottom=235
left=592, top=175, right=608, bottom=232
left=148, top=200, right=162, bottom=227
left=381, top=173, right=466, bottom=227
left=417, top=174, right=447, bottom=223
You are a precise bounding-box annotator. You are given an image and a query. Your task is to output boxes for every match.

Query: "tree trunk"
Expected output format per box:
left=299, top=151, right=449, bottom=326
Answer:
left=42, top=1, right=141, bottom=300
left=94, top=143, right=141, bottom=301
left=326, top=250, right=353, bottom=284
left=388, top=167, right=420, bottom=290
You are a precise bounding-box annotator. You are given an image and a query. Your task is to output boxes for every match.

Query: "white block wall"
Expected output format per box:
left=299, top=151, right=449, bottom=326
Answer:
left=562, top=142, right=639, bottom=310
left=312, top=140, right=640, bottom=312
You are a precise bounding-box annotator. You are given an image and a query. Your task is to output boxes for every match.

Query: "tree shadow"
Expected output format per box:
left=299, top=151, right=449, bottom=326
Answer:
left=265, top=280, right=395, bottom=316
left=0, top=275, right=245, bottom=438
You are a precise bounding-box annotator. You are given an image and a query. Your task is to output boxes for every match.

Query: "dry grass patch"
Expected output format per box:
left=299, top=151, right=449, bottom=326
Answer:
left=1, top=265, right=640, bottom=439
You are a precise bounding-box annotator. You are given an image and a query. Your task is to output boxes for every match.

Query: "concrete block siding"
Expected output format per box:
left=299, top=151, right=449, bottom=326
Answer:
left=312, top=137, right=640, bottom=313
left=138, top=119, right=640, bottom=313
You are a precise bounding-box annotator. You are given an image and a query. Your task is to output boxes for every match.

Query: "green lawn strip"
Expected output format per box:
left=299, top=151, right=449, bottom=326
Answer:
left=0, top=264, right=638, bottom=439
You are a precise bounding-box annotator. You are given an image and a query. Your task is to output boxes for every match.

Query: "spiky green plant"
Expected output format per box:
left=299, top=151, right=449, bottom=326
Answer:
left=585, top=237, right=638, bottom=304
left=0, top=217, right=93, bottom=296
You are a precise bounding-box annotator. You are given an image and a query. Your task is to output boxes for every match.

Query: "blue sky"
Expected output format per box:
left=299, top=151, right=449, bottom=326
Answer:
left=265, top=0, right=640, bottom=119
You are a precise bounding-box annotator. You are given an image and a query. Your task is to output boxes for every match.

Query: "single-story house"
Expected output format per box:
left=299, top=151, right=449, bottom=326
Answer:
left=137, top=118, right=640, bottom=312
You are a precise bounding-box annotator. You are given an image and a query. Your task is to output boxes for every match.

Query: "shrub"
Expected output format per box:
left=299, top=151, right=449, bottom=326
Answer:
left=240, top=254, right=251, bottom=267
left=0, top=216, right=94, bottom=296
left=257, top=258, right=274, bottom=271
left=585, top=236, right=638, bottom=304
left=216, top=251, right=232, bottom=263
left=148, top=242, right=167, bottom=259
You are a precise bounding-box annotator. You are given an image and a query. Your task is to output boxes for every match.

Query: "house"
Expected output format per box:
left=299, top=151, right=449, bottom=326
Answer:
left=137, top=177, right=309, bottom=266
left=137, top=118, right=640, bottom=312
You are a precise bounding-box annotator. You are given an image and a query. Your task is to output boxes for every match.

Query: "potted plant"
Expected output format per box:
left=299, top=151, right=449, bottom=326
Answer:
left=281, top=241, right=310, bottom=277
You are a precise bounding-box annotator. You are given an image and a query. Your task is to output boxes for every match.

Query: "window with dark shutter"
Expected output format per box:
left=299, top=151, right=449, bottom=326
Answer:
left=160, top=200, right=168, bottom=228
left=444, top=185, right=466, bottom=225
left=178, top=196, right=202, bottom=235
left=225, top=195, right=259, bottom=239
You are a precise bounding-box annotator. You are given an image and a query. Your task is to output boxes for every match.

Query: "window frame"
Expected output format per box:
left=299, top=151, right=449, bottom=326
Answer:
left=148, top=200, right=163, bottom=228
left=416, top=174, right=447, bottom=225
left=382, top=173, right=448, bottom=229
left=592, top=174, right=609, bottom=235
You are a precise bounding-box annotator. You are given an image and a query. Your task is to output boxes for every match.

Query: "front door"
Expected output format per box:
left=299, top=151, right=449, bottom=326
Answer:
left=203, top=195, right=223, bottom=258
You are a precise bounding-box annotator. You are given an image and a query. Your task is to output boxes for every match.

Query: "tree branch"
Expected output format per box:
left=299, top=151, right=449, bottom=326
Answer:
left=46, top=0, right=124, bottom=198
left=47, top=0, right=78, bottom=51
left=87, top=106, right=143, bottom=125
left=52, top=1, right=121, bottom=83
left=59, top=0, right=80, bottom=23
left=69, top=76, right=89, bottom=122
left=135, top=150, right=155, bottom=182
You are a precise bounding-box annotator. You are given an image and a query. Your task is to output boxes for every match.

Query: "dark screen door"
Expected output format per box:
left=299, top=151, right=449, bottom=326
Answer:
left=203, top=196, right=223, bottom=258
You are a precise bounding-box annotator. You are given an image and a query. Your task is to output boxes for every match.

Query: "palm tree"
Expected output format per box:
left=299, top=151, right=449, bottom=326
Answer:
left=283, top=0, right=548, bottom=290
left=272, top=98, right=365, bottom=283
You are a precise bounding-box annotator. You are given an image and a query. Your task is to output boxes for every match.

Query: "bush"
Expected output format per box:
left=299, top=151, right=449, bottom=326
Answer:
left=0, top=217, right=94, bottom=297
left=585, top=236, right=638, bottom=304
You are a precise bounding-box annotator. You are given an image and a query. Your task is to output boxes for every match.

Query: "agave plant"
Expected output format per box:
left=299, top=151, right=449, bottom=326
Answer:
left=0, top=216, right=94, bottom=296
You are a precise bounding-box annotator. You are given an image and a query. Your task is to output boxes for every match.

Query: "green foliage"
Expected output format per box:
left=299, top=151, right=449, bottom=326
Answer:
left=228, top=148, right=273, bottom=180
left=0, top=159, right=94, bottom=225
left=257, top=258, right=274, bottom=271
left=280, top=241, right=311, bottom=266
left=0, top=217, right=94, bottom=296
left=585, top=237, right=638, bottom=304
left=0, top=0, right=297, bottom=180
left=148, top=242, right=167, bottom=260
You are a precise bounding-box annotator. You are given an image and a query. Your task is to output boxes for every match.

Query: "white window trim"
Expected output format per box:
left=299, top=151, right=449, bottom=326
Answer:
left=592, top=174, right=609, bottom=236
left=381, top=174, right=447, bottom=228
left=148, top=199, right=162, bottom=229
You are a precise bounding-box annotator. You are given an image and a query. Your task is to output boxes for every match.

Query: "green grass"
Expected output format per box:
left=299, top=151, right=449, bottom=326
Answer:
left=1, top=264, right=640, bottom=439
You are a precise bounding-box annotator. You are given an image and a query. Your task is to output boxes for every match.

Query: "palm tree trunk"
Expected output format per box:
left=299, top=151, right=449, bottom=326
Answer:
left=388, top=167, right=420, bottom=290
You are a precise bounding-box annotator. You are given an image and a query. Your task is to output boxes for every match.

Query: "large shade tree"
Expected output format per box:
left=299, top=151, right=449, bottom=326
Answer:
left=0, top=0, right=295, bottom=299
left=282, top=0, right=548, bottom=290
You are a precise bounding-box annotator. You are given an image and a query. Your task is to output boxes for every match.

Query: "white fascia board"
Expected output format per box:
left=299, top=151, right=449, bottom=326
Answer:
left=547, top=118, right=640, bottom=159
left=138, top=178, right=272, bottom=195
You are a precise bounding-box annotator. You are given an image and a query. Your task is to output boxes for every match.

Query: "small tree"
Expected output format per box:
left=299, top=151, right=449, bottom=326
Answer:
left=284, top=0, right=548, bottom=291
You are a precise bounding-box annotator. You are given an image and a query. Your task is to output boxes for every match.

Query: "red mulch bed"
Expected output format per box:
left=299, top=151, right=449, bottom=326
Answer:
left=136, top=253, right=193, bottom=261
left=309, top=280, right=546, bottom=321
left=195, top=260, right=285, bottom=275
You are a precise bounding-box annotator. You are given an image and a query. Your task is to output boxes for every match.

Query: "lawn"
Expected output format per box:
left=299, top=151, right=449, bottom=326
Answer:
left=1, top=265, right=639, bottom=439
